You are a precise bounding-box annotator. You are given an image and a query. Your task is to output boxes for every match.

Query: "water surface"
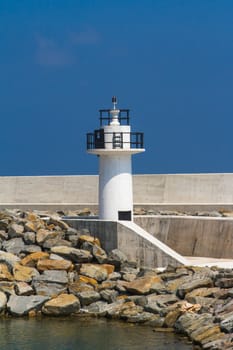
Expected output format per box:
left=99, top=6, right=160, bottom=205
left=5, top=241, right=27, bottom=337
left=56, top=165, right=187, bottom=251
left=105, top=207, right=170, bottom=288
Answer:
left=0, top=317, right=193, bottom=350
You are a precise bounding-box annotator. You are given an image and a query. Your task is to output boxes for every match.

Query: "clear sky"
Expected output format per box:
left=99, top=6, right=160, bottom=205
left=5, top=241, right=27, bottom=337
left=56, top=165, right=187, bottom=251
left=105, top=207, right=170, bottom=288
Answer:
left=0, top=0, right=233, bottom=176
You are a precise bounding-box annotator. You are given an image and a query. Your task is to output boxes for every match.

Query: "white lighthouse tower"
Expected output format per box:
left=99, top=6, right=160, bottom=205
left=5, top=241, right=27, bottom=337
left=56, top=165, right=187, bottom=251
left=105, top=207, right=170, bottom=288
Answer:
left=87, top=97, right=145, bottom=221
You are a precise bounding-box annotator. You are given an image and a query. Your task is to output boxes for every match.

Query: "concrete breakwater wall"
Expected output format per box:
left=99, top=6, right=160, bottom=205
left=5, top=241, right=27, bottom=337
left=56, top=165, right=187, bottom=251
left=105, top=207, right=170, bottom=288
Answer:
left=134, top=216, right=233, bottom=259
left=0, top=173, right=233, bottom=209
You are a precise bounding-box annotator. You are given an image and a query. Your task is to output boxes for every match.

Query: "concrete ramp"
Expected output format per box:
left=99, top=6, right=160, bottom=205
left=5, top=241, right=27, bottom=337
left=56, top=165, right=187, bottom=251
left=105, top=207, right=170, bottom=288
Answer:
left=118, top=221, right=189, bottom=267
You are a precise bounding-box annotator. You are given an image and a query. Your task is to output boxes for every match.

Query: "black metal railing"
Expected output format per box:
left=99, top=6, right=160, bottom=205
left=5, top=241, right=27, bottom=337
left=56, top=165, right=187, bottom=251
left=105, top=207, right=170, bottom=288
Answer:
left=99, top=109, right=130, bottom=126
left=86, top=131, right=144, bottom=150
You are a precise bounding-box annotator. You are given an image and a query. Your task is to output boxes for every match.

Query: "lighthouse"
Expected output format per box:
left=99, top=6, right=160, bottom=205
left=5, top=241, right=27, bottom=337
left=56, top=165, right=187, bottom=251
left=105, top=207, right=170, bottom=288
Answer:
left=87, top=97, right=145, bottom=221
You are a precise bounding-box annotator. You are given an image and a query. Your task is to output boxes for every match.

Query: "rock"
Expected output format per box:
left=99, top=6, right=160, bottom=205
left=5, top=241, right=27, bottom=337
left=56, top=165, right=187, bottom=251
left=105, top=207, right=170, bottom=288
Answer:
left=92, top=245, right=108, bottom=264
left=220, top=313, right=233, bottom=333
left=0, top=251, right=20, bottom=269
left=164, top=308, right=183, bottom=327
left=78, top=235, right=101, bottom=247
left=43, top=238, right=72, bottom=249
left=23, top=232, right=36, bottom=244
left=221, top=211, right=233, bottom=217
left=125, top=275, right=162, bottom=295
left=218, top=298, right=233, bottom=312
left=108, top=272, right=121, bottom=280
left=0, top=291, right=7, bottom=312
left=34, top=270, right=68, bottom=285
left=80, top=264, right=109, bottom=282
left=42, top=293, right=80, bottom=316
left=119, top=301, right=144, bottom=319
left=185, top=287, right=220, bottom=301
left=174, top=312, right=214, bottom=335
left=126, top=312, right=156, bottom=323
left=0, top=230, right=8, bottom=240
left=15, top=282, right=34, bottom=296
left=13, top=263, right=40, bottom=282
left=2, top=238, right=25, bottom=255
left=20, top=252, right=49, bottom=267
left=134, top=207, right=147, bottom=215
left=78, top=290, right=101, bottom=306
left=177, top=278, right=213, bottom=299
left=126, top=295, right=147, bottom=307
left=33, top=281, right=67, bottom=297
left=49, top=253, right=66, bottom=260
left=121, top=265, right=139, bottom=275
left=122, top=273, right=137, bottom=282
left=7, top=295, right=49, bottom=316
left=148, top=294, right=178, bottom=307
left=203, top=336, right=233, bottom=350
left=115, top=280, right=129, bottom=293
left=8, top=223, right=24, bottom=238
left=21, top=245, right=42, bottom=254
left=77, top=208, right=92, bottom=217
left=47, top=216, right=70, bottom=231
left=78, top=275, right=98, bottom=287
left=166, top=276, right=192, bottom=293
left=0, top=220, right=9, bottom=231
left=190, top=324, right=222, bottom=344
left=36, top=229, right=63, bottom=245
left=37, top=259, right=72, bottom=272
left=100, top=289, right=118, bottom=303
left=215, top=278, right=233, bottom=288
left=66, top=235, right=79, bottom=247
left=68, top=281, right=94, bottom=296
left=98, top=280, right=117, bottom=291
left=50, top=246, right=92, bottom=263
left=108, top=249, right=128, bottom=267
left=24, top=221, right=40, bottom=233
left=82, top=300, right=109, bottom=316
left=101, top=264, right=115, bottom=275
left=104, top=299, right=126, bottom=318
left=187, top=296, right=218, bottom=310
left=145, top=294, right=178, bottom=314
left=0, top=263, right=14, bottom=281
left=0, top=282, right=16, bottom=295
left=160, top=269, right=190, bottom=282
left=65, top=227, right=79, bottom=237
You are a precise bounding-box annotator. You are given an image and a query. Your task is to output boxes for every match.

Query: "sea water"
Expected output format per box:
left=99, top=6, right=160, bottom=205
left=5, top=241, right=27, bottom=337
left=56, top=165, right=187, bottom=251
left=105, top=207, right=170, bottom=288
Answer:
left=0, top=317, right=193, bottom=350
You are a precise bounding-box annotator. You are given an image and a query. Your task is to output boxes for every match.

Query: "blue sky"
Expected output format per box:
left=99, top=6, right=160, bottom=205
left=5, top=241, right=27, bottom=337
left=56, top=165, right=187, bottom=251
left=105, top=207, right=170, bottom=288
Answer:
left=0, top=0, right=233, bottom=175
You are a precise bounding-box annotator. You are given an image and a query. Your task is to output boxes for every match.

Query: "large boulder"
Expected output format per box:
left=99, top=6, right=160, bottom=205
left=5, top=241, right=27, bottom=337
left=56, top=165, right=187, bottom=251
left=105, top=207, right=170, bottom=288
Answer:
left=108, top=249, right=128, bottom=267
left=124, top=275, right=163, bottom=295
left=7, top=295, right=49, bottom=316
left=42, top=293, right=80, bottom=315
left=0, top=251, right=20, bottom=269
left=33, top=270, right=68, bottom=285
left=78, top=235, right=101, bottom=247
left=20, top=252, right=49, bottom=267
left=0, top=282, right=16, bottom=295
left=36, top=229, right=64, bottom=245
left=50, top=246, right=92, bottom=263
left=177, top=278, right=214, bottom=299
left=33, top=281, right=67, bottom=297
left=92, top=245, right=108, bottom=264
left=80, top=264, right=110, bottom=282
left=15, top=282, right=34, bottom=296
left=2, top=238, right=25, bottom=255
left=0, top=263, right=14, bottom=281
left=37, top=259, right=72, bottom=272
left=78, top=290, right=101, bottom=306
left=13, top=263, right=40, bottom=282
left=8, top=224, right=24, bottom=238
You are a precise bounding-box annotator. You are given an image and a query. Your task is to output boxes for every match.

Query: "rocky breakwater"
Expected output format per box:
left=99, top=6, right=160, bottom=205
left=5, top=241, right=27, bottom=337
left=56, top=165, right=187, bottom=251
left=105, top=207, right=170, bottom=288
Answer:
left=0, top=210, right=233, bottom=349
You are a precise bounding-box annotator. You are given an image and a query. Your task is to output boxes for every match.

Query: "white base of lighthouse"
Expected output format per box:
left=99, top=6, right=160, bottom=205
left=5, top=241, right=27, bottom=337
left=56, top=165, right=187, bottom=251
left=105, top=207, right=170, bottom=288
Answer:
left=99, top=154, right=133, bottom=221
